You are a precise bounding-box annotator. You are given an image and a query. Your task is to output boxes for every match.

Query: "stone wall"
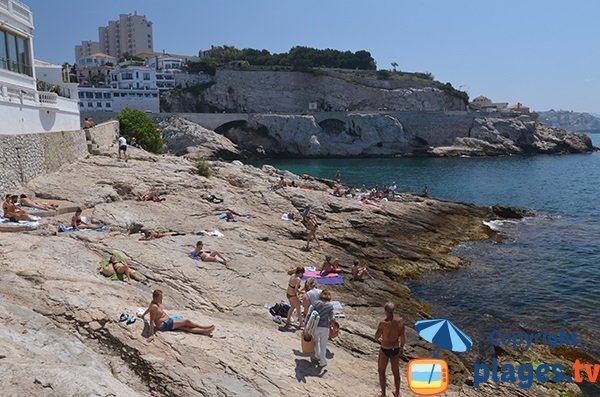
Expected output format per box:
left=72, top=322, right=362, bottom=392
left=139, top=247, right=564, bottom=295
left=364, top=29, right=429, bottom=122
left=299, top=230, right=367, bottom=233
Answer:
left=0, top=122, right=119, bottom=193
left=85, top=120, right=119, bottom=149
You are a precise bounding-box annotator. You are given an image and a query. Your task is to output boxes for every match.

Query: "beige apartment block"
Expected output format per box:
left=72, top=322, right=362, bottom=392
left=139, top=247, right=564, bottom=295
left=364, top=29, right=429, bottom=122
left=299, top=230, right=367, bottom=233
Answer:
left=74, top=40, right=100, bottom=64
left=98, top=12, right=153, bottom=59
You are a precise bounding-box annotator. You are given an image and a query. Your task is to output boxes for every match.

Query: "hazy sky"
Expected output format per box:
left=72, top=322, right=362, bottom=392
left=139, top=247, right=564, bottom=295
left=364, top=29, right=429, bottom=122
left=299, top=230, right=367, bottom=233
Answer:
left=25, top=0, right=599, bottom=113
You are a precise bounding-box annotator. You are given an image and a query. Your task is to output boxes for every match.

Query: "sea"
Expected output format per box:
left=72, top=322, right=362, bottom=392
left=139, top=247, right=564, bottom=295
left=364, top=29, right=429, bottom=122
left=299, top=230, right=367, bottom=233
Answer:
left=253, top=134, right=600, bottom=361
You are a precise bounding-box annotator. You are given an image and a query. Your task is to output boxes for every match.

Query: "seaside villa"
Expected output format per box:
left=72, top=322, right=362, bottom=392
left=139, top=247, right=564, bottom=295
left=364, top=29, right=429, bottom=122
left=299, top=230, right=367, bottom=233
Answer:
left=0, top=0, right=80, bottom=134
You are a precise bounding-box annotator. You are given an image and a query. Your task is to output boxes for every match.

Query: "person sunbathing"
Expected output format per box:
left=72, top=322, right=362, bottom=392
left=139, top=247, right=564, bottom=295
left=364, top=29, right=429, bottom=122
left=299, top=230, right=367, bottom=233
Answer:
left=352, top=259, right=370, bottom=281
left=71, top=207, right=104, bottom=230
left=146, top=289, right=214, bottom=342
left=3, top=195, right=35, bottom=222
left=108, top=255, right=143, bottom=284
left=137, top=191, right=165, bottom=202
left=191, top=241, right=228, bottom=265
left=139, top=230, right=185, bottom=241
left=19, top=194, right=57, bottom=211
left=320, top=255, right=339, bottom=277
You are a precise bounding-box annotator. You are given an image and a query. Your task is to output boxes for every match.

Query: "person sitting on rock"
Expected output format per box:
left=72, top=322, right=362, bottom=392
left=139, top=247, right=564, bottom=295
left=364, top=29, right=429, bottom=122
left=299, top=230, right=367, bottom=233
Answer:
left=19, top=194, right=57, bottom=211
left=320, top=255, right=339, bottom=277
left=146, top=289, right=214, bottom=342
left=278, top=176, right=289, bottom=188
left=205, top=194, right=223, bottom=204
left=352, top=259, right=370, bottom=281
left=422, top=185, right=429, bottom=197
left=71, top=207, right=104, bottom=230
left=107, top=254, right=143, bottom=284
left=3, top=195, right=35, bottom=222
left=191, top=241, right=228, bottom=265
left=139, top=230, right=185, bottom=241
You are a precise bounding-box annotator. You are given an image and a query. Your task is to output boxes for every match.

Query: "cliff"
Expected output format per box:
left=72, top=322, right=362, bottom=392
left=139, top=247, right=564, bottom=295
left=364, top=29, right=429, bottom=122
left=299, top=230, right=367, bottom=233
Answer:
left=159, top=113, right=594, bottom=159
left=0, top=145, right=584, bottom=396
left=160, top=70, right=467, bottom=113
left=538, top=110, right=600, bottom=134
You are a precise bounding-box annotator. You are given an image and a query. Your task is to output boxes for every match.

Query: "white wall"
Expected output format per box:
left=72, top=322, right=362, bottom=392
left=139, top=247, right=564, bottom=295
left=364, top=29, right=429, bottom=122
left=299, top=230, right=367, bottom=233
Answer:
left=0, top=97, right=81, bottom=135
left=35, top=64, right=63, bottom=85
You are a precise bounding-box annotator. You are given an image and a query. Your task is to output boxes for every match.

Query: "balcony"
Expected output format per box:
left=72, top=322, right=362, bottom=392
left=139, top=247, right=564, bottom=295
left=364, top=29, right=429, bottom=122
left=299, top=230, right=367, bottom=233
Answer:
left=0, top=0, right=34, bottom=29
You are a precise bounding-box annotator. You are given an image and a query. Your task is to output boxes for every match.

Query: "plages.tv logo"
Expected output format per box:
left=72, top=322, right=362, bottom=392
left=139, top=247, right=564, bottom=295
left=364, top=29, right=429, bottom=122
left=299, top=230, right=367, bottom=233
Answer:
left=473, top=329, right=600, bottom=388
left=408, top=319, right=472, bottom=396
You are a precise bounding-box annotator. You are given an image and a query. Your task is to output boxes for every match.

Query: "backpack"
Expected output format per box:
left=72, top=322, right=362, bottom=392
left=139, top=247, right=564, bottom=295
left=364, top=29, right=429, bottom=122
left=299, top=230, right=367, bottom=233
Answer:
left=269, top=302, right=291, bottom=317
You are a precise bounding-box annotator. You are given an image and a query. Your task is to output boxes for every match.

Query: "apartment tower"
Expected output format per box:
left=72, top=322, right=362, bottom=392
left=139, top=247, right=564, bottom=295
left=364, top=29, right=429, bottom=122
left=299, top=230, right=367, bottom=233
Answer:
left=98, top=12, right=153, bottom=59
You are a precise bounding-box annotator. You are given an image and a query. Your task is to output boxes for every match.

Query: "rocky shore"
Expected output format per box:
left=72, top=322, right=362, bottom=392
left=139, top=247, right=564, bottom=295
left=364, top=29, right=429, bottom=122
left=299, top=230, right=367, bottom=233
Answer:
left=158, top=115, right=595, bottom=160
left=0, top=144, right=586, bottom=396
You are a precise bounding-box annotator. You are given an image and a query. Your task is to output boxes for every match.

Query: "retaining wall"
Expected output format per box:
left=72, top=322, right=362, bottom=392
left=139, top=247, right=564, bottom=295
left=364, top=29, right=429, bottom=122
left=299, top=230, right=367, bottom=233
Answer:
left=0, top=121, right=118, bottom=193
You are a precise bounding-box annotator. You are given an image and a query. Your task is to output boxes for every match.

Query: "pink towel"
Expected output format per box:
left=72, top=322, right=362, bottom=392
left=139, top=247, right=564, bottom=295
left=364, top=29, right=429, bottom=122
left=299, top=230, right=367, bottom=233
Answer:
left=303, top=269, right=339, bottom=278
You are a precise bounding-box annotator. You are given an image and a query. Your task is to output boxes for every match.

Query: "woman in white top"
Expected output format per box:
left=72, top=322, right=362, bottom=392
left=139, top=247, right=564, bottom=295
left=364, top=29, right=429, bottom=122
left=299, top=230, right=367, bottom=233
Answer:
left=118, top=136, right=128, bottom=162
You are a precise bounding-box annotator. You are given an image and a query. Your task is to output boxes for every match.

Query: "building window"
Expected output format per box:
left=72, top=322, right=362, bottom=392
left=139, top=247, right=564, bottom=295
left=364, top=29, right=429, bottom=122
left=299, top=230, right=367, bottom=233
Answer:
left=106, top=102, right=111, bottom=108
left=78, top=92, right=84, bottom=99
left=79, top=102, right=84, bottom=107
left=143, top=72, right=150, bottom=80
left=0, top=28, right=32, bottom=76
left=151, top=93, right=157, bottom=97
left=103, top=93, right=111, bottom=99
left=97, top=102, right=102, bottom=108
left=85, top=92, right=93, bottom=99
left=121, top=72, right=133, bottom=80
left=87, top=102, right=93, bottom=107
left=94, top=92, right=102, bottom=99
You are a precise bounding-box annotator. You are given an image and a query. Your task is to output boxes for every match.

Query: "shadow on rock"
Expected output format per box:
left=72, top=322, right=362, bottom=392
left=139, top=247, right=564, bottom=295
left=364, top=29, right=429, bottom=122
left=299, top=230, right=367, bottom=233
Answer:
left=294, top=359, right=327, bottom=383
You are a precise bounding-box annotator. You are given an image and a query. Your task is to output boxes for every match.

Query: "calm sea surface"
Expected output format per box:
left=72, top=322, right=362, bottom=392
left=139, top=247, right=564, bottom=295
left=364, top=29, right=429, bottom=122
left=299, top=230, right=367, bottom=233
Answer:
left=253, top=134, right=600, bottom=359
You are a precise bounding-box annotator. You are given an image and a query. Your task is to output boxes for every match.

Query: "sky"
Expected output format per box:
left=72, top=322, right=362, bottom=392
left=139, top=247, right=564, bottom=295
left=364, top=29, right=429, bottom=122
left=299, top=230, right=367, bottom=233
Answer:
left=24, top=0, right=600, bottom=113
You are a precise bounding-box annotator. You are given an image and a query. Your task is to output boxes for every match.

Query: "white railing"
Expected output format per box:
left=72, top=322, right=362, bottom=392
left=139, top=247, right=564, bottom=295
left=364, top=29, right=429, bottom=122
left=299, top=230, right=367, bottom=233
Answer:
left=0, top=81, right=57, bottom=108
left=38, top=91, right=58, bottom=105
left=0, top=0, right=33, bottom=28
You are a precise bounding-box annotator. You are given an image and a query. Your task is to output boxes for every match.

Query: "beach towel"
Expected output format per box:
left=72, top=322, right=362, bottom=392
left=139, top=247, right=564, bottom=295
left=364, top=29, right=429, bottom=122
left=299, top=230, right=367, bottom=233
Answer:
left=281, top=213, right=295, bottom=221
left=58, top=224, right=108, bottom=233
left=99, top=252, right=140, bottom=281
left=17, top=205, right=43, bottom=211
left=0, top=216, right=40, bottom=229
left=301, top=269, right=344, bottom=285
left=197, top=230, right=224, bottom=237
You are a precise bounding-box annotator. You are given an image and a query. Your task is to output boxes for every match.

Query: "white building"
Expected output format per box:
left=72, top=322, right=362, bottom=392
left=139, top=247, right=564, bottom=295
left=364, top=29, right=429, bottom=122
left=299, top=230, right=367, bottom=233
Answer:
left=109, top=65, right=156, bottom=90
left=0, top=0, right=80, bottom=134
left=78, top=64, right=159, bottom=112
left=76, top=52, right=115, bottom=85
left=77, top=86, right=158, bottom=113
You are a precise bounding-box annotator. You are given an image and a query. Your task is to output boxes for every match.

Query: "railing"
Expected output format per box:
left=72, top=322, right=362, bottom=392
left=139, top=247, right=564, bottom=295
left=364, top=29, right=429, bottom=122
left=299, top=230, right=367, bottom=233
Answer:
left=0, top=81, right=58, bottom=108
left=0, top=0, right=33, bottom=27
left=38, top=91, right=58, bottom=105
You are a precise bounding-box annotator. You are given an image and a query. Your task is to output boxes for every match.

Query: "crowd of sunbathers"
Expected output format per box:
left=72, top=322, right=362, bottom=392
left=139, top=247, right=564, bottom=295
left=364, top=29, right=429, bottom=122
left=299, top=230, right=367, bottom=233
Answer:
left=2, top=193, right=58, bottom=222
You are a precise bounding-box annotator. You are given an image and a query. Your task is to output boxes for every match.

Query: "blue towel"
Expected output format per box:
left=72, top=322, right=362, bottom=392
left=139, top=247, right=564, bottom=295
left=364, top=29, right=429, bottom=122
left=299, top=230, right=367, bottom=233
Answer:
left=58, top=224, right=108, bottom=233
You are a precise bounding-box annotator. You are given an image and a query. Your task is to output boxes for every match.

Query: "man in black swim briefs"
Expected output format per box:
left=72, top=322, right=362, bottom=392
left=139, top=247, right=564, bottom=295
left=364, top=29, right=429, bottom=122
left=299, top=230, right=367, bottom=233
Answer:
left=375, top=302, right=406, bottom=397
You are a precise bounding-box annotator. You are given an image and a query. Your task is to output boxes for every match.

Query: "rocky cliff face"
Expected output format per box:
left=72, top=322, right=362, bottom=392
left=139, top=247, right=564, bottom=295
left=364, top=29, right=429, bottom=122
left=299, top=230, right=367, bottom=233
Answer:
left=538, top=109, right=600, bottom=133
left=159, top=113, right=594, bottom=159
left=432, top=116, right=595, bottom=156
left=161, top=70, right=467, bottom=113
left=1, top=146, right=584, bottom=396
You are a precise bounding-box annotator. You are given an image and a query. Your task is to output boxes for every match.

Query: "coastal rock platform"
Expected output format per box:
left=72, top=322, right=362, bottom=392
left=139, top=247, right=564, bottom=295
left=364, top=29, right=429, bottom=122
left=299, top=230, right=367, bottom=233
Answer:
left=0, top=149, right=583, bottom=396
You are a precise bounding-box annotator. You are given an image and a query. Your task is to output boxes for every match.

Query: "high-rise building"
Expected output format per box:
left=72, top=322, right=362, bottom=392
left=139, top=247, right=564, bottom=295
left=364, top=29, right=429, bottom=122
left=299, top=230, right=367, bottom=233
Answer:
left=98, top=12, right=153, bottom=59
left=74, top=40, right=100, bottom=63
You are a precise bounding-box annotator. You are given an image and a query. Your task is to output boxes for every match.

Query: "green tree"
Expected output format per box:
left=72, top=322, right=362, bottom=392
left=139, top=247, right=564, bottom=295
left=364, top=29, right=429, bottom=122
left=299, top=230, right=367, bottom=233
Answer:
left=117, top=108, right=164, bottom=154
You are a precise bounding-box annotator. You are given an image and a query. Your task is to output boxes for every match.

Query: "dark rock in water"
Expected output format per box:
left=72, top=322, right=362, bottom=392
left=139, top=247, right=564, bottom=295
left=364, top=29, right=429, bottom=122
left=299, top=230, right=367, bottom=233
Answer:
left=491, top=204, right=534, bottom=219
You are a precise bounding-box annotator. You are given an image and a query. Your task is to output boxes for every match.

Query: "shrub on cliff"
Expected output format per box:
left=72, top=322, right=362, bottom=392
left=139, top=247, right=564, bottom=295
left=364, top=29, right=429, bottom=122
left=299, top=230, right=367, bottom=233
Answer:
left=117, top=109, right=164, bottom=154
left=195, top=160, right=212, bottom=178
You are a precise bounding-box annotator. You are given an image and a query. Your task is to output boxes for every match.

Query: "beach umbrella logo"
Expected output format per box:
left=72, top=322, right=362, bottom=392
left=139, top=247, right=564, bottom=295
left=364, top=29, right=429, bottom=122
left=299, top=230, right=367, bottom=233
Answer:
left=408, top=319, right=472, bottom=396
left=415, top=318, right=473, bottom=353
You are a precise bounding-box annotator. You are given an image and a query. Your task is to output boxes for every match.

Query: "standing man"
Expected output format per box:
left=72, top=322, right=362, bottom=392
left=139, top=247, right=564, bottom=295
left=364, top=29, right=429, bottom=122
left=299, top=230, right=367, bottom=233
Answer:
left=375, top=302, right=406, bottom=397
left=305, top=214, right=321, bottom=250
left=118, top=135, right=128, bottom=162
left=335, top=170, right=342, bottom=183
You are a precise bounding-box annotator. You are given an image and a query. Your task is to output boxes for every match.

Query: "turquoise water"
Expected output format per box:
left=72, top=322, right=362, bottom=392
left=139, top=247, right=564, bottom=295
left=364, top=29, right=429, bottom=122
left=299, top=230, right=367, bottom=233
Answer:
left=253, top=134, right=600, bottom=359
